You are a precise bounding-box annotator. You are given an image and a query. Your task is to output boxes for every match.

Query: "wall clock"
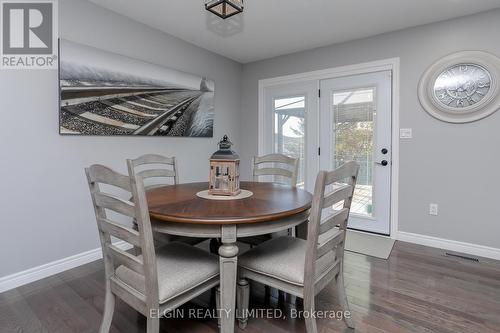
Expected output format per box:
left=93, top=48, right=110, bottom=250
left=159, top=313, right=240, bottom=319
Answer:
left=418, top=51, right=500, bottom=123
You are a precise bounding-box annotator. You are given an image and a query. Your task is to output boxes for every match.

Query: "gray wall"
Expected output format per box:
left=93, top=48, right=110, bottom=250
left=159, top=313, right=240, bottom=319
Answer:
left=0, top=0, right=242, bottom=277
left=2, top=2, right=499, bottom=279
left=240, top=9, right=500, bottom=248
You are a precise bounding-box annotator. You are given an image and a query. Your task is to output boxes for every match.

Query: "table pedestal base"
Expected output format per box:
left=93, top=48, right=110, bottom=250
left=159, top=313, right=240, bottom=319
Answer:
left=219, top=225, right=239, bottom=333
left=150, top=210, right=311, bottom=333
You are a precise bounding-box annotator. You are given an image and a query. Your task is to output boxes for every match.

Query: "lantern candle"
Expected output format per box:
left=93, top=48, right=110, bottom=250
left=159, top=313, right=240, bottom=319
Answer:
left=209, top=135, right=241, bottom=196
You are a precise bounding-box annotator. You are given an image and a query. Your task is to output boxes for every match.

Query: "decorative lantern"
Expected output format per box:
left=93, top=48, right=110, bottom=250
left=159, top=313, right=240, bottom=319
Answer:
left=209, top=135, right=241, bottom=196
left=205, top=0, right=244, bottom=19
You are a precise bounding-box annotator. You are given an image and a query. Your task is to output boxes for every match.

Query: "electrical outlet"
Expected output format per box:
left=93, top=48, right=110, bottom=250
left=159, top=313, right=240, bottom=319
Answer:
left=429, top=203, right=438, bottom=216
left=400, top=128, right=412, bottom=139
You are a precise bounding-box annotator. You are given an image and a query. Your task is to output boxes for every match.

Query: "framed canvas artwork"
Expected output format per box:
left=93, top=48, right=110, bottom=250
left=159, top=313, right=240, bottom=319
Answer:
left=59, top=39, right=215, bottom=136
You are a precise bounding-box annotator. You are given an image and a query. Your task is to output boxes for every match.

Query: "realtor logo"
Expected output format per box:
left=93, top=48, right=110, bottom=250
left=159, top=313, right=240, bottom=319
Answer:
left=1, top=0, right=58, bottom=69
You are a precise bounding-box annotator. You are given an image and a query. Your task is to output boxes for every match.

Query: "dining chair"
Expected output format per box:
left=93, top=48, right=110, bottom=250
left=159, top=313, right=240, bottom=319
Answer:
left=239, top=153, right=300, bottom=247
left=236, top=161, right=359, bottom=332
left=85, top=164, right=219, bottom=333
left=128, top=154, right=179, bottom=190
left=128, top=154, right=204, bottom=250
left=252, top=153, right=299, bottom=187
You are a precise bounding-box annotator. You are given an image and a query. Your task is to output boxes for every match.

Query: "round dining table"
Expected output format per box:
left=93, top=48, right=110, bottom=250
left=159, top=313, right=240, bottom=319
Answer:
left=146, top=181, right=312, bottom=333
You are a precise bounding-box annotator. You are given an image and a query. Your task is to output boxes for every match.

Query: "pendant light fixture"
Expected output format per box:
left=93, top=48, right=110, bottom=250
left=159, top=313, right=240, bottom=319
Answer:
left=205, top=0, right=244, bottom=19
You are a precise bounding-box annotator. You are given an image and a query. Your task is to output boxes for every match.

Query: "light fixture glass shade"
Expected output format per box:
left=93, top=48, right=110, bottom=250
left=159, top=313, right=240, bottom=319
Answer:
left=206, top=0, right=243, bottom=19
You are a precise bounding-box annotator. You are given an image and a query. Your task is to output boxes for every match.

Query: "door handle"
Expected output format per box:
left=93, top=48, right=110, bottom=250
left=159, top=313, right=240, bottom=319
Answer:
left=375, top=160, right=389, bottom=166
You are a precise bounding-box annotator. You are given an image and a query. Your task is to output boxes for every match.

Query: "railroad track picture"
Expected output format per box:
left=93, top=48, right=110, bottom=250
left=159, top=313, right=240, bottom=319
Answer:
left=59, top=40, right=215, bottom=137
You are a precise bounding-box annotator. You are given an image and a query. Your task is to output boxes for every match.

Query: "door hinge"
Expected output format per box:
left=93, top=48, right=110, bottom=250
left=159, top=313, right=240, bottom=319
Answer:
left=318, top=89, right=321, bottom=98
left=318, top=147, right=321, bottom=156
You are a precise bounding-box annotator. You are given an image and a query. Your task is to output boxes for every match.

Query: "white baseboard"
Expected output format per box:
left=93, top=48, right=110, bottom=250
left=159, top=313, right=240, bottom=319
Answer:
left=2, top=231, right=498, bottom=293
left=0, top=241, right=132, bottom=293
left=397, top=231, right=500, bottom=261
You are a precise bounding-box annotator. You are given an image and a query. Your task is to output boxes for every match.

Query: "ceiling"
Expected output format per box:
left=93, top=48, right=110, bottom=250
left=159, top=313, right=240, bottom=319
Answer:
left=89, top=0, right=500, bottom=63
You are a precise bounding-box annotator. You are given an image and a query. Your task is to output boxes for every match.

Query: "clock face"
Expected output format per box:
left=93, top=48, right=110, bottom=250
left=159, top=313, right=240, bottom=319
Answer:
left=433, top=63, right=491, bottom=109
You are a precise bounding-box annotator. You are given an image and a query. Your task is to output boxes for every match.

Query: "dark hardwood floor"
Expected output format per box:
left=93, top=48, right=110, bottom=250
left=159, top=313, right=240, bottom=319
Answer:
left=1, top=241, right=500, bottom=333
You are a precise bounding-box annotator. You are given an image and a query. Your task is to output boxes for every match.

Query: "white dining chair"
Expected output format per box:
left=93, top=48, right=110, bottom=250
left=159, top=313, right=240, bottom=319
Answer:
left=128, top=154, right=179, bottom=190
left=236, top=161, right=359, bottom=332
left=240, top=153, right=300, bottom=247
left=241, top=153, right=301, bottom=302
left=252, top=153, right=300, bottom=187
left=128, top=154, right=205, bottom=250
left=85, top=164, right=219, bottom=333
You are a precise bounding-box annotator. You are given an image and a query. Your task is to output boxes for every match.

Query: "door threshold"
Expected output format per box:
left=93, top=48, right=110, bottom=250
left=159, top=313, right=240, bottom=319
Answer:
left=348, top=227, right=391, bottom=238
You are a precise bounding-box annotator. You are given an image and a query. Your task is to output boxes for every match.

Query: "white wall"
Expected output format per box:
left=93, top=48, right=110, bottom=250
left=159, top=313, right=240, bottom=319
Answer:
left=239, top=9, right=500, bottom=250
left=0, top=0, right=242, bottom=277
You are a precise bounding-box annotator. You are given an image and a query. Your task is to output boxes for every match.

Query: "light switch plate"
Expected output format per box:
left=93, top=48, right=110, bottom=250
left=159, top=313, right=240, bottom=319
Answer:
left=429, top=203, right=438, bottom=216
left=400, top=128, right=412, bottom=139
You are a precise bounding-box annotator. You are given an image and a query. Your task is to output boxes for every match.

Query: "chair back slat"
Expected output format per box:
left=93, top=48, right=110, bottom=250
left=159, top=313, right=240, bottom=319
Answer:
left=129, top=154, right=176, bottom=167
left=254, top=153, right=296, bottom=165
left=97, top=217, right=141, bottom=247
left=322, top=185, right=353, bottom=209
left=253, top=167, right=293, bottom=179
left=317, top=229, right=343, bottom=259
left=319, top=208, right=349, bottom=234
left=109, top=244, right=144, bottom=275
left=87, top=164, right=131, bottom=192
left=304, top=161, right=359, bottom=288
left=136, top=169, right=176, bottom=179
left=252, top=154, right=299, bottom=187
left=325, top=162, right=359, bottom=184
left=94, top=192, right=136, bottom=217
left=129, top=154, right=178, bottom=187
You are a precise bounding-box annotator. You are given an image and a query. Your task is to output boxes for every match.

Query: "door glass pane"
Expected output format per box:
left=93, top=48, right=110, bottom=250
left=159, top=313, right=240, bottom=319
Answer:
left=332, top=88, right=375, bottom=216
left=274, top=96, right=305, bottom=187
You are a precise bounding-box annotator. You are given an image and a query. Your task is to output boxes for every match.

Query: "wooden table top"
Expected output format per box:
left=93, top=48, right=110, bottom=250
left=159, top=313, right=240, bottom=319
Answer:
left=146, top=181, right=312, bottom=224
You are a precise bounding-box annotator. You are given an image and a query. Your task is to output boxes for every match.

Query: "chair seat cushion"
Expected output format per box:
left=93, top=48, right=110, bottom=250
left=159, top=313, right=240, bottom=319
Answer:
left=115, top=242, right=219, bottom=304
left=239, top=236, right=335, bottom=286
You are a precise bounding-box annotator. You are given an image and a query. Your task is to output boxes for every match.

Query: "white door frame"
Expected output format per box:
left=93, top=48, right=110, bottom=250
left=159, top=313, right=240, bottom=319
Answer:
left=258, top=57, right=400, bottom=238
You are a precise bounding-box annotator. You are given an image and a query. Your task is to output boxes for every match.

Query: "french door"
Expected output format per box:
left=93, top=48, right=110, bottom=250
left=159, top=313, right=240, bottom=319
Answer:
left=261, top=80, right=319, bottom=189
left=319, top=71, right=392, bottom=235
left=261, top=70, right=393, bottom=235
